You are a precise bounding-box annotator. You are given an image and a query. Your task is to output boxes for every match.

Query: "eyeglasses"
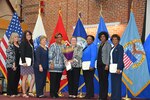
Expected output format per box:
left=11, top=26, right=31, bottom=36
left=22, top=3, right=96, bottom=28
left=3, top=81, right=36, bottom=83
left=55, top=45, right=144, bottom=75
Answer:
left=56, top=37, right=62, bottom=39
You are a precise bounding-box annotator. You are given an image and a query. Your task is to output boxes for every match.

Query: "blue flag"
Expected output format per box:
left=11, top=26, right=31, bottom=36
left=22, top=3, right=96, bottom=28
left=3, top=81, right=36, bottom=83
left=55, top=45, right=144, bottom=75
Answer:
left=144, top=34, right=150, bottom=73
left=93, top=16, right=110, bottom=46
left=72, top=18, right=87, bottom=48
left=93, top=16, right=112, bottom=94
left=120, top=12, right=150, bottom=96
left=72, top=18, right=87, bottom=92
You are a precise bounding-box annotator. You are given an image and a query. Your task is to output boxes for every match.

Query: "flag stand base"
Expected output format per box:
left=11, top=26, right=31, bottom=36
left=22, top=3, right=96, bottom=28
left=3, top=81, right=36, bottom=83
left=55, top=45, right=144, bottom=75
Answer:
left=123, top=87, right=131, bottom=100
left=58, top=92, right=64, bottom=97
left=122, top=94, right=131, bottom=100
left=77, top=92, right=85, bottom=98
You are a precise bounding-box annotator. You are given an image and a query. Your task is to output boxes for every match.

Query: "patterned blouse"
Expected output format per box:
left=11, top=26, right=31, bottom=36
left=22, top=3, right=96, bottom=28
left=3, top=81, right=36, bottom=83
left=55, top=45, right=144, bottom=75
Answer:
left=71, top=45, right=83, bottom=68
left=6, top=44, right=15, bottom=68
left=49, top=42, right=66, bottom=73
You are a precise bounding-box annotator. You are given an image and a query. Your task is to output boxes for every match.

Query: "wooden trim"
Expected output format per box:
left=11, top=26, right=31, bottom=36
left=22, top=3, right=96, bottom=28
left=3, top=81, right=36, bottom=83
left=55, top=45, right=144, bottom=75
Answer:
left=0, top=18, right=28, bottom=31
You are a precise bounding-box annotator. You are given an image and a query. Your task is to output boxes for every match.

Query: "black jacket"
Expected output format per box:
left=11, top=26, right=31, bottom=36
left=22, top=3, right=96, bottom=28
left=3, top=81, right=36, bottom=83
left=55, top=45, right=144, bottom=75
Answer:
left=19, top=41, right=34, bottom=64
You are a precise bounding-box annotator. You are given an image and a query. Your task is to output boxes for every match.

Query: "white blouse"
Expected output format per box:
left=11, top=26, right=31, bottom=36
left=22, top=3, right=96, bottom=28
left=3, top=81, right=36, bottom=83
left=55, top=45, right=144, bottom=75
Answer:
left=110, top=47, right=115, bottom=64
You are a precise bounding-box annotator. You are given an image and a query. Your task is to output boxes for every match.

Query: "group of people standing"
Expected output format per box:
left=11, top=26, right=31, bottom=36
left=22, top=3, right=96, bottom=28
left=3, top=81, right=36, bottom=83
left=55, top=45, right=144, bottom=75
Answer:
left=6, top=30, right=124, bottom=100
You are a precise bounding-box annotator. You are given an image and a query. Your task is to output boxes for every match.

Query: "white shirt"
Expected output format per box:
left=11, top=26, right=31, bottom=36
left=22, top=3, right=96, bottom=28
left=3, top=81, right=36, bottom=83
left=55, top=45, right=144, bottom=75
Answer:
left=110, top=47, right=115, bottom=64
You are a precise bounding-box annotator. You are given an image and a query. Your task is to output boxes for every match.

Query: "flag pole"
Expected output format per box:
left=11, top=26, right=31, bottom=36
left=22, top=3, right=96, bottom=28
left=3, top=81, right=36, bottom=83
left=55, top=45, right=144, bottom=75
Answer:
left=99, top=4, right=103, bottom=17
left=122, top=87, right=131, bottom=100
left=38, top=0, right=41, bottom=15
left=76, top=12, right=85, bottom=98
left=122, top=1, right=133, bottom=99
left=77, top=72, right=85, bottom=98
left=14, top=0, right=18, bottom=11
left=57, top=2, right=64, bottom=97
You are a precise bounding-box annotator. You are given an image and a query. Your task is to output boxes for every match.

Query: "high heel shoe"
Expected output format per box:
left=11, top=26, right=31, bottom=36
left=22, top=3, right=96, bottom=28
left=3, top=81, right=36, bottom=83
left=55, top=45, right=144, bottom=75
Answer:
left=22, top=93, right=29, bottom=98
left=10, top=95, right=16, bottom=98
left=28, top=92, right=34, bottom=97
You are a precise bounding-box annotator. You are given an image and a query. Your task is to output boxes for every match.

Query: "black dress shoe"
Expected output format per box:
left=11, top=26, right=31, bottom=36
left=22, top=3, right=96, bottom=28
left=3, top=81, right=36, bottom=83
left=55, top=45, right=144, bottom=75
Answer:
left=51, top=96, right=56, bottom=98
left=98, top=98, right=107, bottom=100
left=55, top=94, right=59, bottom=98
left=83, top=96, right=91, bottom=99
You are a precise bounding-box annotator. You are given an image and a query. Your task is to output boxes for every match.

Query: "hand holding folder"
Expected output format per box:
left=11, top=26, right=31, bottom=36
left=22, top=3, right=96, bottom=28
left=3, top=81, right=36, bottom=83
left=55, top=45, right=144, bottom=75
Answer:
left=109, top=64, right=117, bottom=73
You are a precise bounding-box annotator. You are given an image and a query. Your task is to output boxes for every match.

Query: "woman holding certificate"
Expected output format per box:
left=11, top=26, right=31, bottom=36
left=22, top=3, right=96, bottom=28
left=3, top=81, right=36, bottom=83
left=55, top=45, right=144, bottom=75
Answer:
left=82, top=35, right=97, bottom=99
left=20, top=30, right=35, bottom=98
left=110, top=34, right=124, bottom=100
left=34, top=36, right=48, bottom=98
left=97, top=32, right=111, bottom=100
left=64, top=37, right=83, bottom=99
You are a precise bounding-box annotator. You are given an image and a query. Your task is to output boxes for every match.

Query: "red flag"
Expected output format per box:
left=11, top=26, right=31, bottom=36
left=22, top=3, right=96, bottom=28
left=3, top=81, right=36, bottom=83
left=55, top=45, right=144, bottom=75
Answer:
left=49, top=13, right=69, bottom=46
left=49, top=11, right=69, bottom=91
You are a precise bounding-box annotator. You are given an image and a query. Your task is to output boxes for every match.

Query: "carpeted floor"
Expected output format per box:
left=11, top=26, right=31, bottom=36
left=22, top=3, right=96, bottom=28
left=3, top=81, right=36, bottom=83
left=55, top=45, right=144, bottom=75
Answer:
left=0, top=93, right=149, bottom=100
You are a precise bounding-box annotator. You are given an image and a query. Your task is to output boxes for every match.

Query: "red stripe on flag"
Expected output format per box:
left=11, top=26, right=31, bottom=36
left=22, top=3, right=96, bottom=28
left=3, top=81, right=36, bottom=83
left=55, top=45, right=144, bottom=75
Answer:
left=1, top=38, right=8, bottom=48
left=123, top=54, right=132, bottom=69
left=0, top=60, right=7, bottom=79
left=0, top=47, right=7, bottom=60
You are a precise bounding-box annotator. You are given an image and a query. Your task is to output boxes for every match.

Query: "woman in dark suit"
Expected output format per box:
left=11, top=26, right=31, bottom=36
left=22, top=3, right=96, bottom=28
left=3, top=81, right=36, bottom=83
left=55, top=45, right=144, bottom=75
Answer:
left=97, top=32, right=111, bottom=100
left=34, top=35, right=48, bottom=98
left=20, top=30, right=35, bottom=98
left=6, top=32, right=20, bottom=97
left=110, top=34, right=124, bottom=100
left=82, top=35, right=97, bottom=99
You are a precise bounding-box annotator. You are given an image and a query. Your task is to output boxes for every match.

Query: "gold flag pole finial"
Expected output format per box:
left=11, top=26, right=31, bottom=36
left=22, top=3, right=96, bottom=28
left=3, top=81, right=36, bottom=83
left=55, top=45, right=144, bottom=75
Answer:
left=99, top=4, right=103, bottom=17
left=38, top=0, right=41, bottom=15
left=130, top=0, right=133, bottom=12
left=78, top=11, right=82, bottom=19
left=59, top=2, right=62, bottom=15
left=14, top=0, right=18, bottom=11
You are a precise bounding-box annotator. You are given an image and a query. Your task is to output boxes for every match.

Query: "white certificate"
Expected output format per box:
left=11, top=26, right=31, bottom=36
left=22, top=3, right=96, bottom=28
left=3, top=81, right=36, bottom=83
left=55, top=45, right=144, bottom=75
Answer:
left=65, top=62, right=72, bottom=71
left=19, top=57, right=31, bottom=66
left=109, top=64, right=117, bottom=73
left=82, top=61, right=90, bottom=70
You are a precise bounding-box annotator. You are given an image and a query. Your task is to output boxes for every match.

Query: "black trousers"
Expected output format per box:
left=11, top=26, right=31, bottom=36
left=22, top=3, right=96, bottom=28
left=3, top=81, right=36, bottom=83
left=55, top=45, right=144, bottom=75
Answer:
left=83, top=69, right=95, bottom=98
left=34, top=68, right=47, bottom=96
left=50, top=72, right=62, bottom=97
left=67, top=68, right=81, bottom=96
left=97, top=63, right=109, bottom=99
left=7, top=67, right=20, bottom=95
left=111, top=73, right=122, bottom=100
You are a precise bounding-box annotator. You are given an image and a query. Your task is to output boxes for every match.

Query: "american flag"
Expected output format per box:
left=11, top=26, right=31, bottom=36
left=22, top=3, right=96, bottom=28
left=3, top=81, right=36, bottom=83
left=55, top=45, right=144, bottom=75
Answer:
left=0, top=12, right=23, bottom=79
left=123, top=49, right=137, bottom=69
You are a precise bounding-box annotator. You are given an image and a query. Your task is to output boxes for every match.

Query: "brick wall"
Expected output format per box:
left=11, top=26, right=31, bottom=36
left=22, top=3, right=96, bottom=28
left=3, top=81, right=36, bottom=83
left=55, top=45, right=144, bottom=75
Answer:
left=22, top=0, right=146, bottom=40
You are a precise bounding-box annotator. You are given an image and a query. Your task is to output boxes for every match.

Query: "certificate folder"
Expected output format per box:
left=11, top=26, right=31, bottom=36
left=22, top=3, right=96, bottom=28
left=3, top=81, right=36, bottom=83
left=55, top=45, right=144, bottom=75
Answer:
left=82, top=61, right=97, bottom=70
left=65, top=62, right=72, bottom=71
left=82, top=61, right=90, bottom=70
left=109, top=64, right=117, bottom=73
left=19, top=57, right=31, bottom=66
